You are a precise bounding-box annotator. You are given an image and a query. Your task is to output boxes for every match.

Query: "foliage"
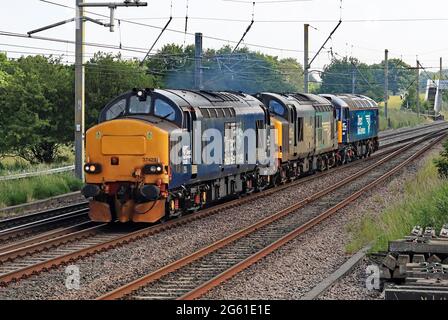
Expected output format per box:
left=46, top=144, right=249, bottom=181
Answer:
left=346, top=155, right=448, bottom=253
left=434, top=140, right=448, bottom=178
left=0, top=54, right=73, bottom=163
left=319, top=56, right=415, bottom=103
left=0, top=173, right=83, bottom=208
left=145, top=44, right=304, bottom=93
left=85, top=52, right=157, bottom=128
left=378, top=107, right=428, bottom=131
left=371, top=58, right=414, bottom=96
left=400, top=86, right=430, bottom=112
left=319, top=57, right=383, bottom=101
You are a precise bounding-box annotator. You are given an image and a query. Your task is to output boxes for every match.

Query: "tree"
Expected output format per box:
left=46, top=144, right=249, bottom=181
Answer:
left=401, top=85, right=430, bottom=112
left=145, top=44, right=194, bottom=89
left=277, top=58, right=304, bottom=92
left=371, top=58, right=414, bottom=96
left=0, top=55, right=73, bottom=163
left=319, top=57, right=382, bottom=100
left=145, top=44, right=303, bottom=93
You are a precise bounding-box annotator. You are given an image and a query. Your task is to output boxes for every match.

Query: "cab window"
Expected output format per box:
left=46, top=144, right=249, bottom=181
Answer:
left=154, top=99, right=175, bottom=121
left=129, top=95, right=151, bottom=114
left=105, top=98, right=126, bottom=121
left=268, top=100, right=285, bottom=116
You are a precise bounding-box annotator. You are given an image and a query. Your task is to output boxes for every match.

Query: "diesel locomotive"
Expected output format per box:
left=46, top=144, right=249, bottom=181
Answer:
left=81, top=89, right=379, bottom=223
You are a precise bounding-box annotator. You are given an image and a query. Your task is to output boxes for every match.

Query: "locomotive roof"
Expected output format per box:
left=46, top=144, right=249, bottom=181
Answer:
left=156, top=89, right=261, bottom=109
left=256, top=92, right=333, bottom=112
left=321, top=94, right=378, bottom=109
left=288, top=93, right=331, bottom=106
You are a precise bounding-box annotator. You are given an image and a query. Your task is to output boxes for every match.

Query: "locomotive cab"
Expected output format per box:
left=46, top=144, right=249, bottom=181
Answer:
left=83, top=89, right=274, bottom=224
left=82, top=89, right=181, bottom=223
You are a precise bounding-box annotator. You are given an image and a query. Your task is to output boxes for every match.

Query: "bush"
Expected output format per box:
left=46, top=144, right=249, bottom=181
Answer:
left=347, top=155, right=448, bottom=253
left=434, top=140, right=448, bottom=178
left=65, top=175, right=84, bottom=191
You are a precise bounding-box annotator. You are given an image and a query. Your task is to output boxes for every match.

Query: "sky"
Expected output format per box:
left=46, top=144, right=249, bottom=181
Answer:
left=0, top=0, right=447, bottom=73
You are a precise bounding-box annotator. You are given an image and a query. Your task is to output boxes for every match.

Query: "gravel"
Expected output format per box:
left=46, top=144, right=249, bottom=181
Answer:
left=318, top=258, right=383, bottom=300
left=0, top=152, right=387, bottom=300
left=0, top=140, right=442, bottom=300
left=201, top=145, right=442, bottom=300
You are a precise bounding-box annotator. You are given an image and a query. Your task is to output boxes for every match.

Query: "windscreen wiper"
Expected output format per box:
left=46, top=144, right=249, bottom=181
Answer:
left=157, top=111, right=174, bottom=122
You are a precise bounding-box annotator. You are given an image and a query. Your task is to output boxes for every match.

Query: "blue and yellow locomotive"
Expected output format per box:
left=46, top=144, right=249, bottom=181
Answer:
left=321, top=94, right=379, bottom=162
left=81, top=89, right=379, bottom=223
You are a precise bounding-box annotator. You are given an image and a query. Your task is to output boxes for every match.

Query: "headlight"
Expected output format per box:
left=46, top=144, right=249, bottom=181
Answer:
left=143, top=164, right=163, bottom=174
left=84, top=163, right=102, bottom=174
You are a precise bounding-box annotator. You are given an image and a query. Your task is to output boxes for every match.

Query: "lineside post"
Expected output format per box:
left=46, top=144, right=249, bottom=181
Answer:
left=194, top=32, right=203, bottom=90
left=416, top=59, right=420, bottom=117
left=75, top=0, right=85, bottom=180
left=304, top=24, right=309, bottom=93
left=384, top=49, right=389, bottom=123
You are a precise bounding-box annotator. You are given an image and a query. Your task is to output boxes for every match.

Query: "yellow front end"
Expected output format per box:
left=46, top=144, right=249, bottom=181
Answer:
left=84, top=118, right=170, bottom=223
left=271, top=117, right=283, bottom=161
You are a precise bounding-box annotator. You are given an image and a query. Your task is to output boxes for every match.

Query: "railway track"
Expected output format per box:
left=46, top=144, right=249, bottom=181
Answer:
left=0, top=125, right=445, bottom=289
left=379, top=122, right=448, bottom=146
left=379, top=120, right=446, bottom=140
left=0, top=202, right=87, bottom=232
left=0, top=122, right=444, bottom=246
left=0, top=204, right=90, bottom=245
left=96, top=131, right=446, bottom=300
left=0, top=129, right=431, bottom=286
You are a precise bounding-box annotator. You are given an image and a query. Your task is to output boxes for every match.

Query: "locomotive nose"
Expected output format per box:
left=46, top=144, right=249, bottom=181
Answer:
left=84, top=118, right=170, bottom=223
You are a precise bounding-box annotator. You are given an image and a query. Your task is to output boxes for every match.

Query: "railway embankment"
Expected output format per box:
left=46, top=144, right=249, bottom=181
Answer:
left=0, top=173, right=83, bottom=212
left=347, top=141, right=448, bottom=254
left=318, top=141, right=448, bottom=300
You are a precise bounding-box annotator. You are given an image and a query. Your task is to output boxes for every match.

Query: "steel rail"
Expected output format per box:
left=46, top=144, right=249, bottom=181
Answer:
left=379, top=121, right=446, bottom=140
left=0, top=221, right=97, bottom=255
left=379, top=126, right=448, bottom=148
left=0, top=208, right=89, bottom=243
left=0, top=223, right=106, bottom=265
left=180, top=133, right=446, bottom=300
left=97, top=131, right=446, bottom=300
left=0, top=202, right=88, bottom=233
left=0, top=133, right=413, bottom=286
left=0, top=128, right=444, bottom=287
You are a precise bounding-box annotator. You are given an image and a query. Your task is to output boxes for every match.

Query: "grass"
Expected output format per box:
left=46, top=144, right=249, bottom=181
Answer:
left=378, top=95, right=430, bottom=131
left=346, top=155, right=448, bottom=253
left=0, top=145, right=75, bottom=176
left=378, top=95, right=403, bottom=110
left=379, top=107, right=429, bottom=131
left=378, top=94, right=427, bottom=110
left=0, top=173, right=83, bottom=208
